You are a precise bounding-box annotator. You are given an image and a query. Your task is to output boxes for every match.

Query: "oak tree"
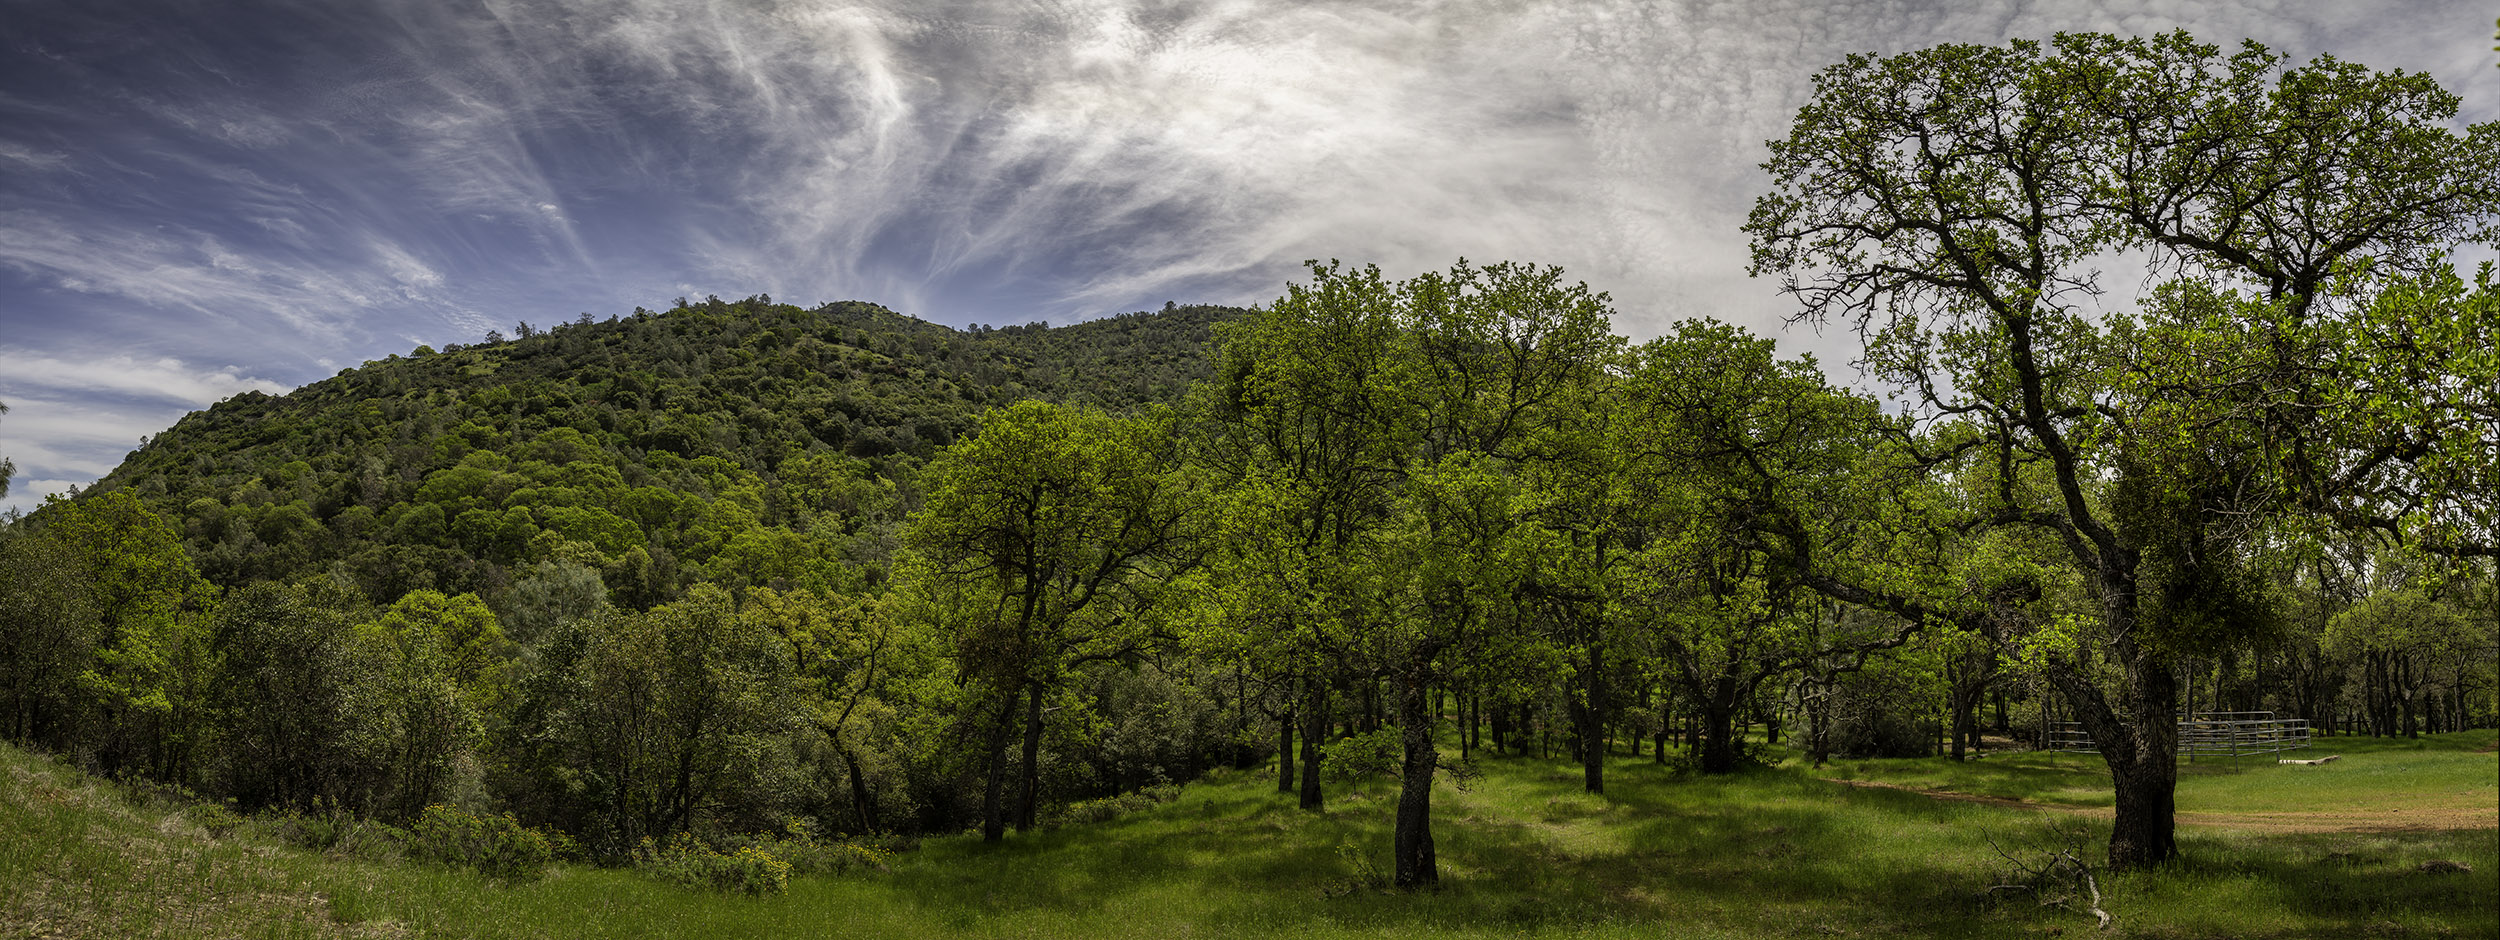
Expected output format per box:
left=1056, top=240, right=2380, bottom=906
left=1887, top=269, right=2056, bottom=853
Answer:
left=1747, top=31, right=2499, bottom=868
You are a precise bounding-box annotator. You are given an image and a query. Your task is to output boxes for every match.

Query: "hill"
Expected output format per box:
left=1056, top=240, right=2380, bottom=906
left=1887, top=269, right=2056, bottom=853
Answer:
left=82, top=296, right=1241, bottom=606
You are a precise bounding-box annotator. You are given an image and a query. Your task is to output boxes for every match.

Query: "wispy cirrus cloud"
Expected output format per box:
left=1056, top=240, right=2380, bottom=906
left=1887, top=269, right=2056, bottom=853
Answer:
left=0, top=394, right=206, bottom=516
left=0, top=348, right=288, bottom=405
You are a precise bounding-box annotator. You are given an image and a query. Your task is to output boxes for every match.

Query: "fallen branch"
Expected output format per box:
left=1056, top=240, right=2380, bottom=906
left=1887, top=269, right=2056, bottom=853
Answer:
left=1986, top=832, right=2114, bottom=930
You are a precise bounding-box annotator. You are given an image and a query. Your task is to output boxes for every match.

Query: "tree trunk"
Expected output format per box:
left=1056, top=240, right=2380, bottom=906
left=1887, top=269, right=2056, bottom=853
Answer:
left=1277, top=708, right=1297, bottom=794
left=979, top=688, right=1018, bottom=842
left=1655, top=696, right=1670, bottom=764
left=2050, top=651, right=2179, bottom=870
left=1015, top=681, right=1045, bottom=833
left=836, top=741, right=879, bottom=834
left=1392, top=665, right=1438, bottom=889
left=1299, top=676, right=1327, bottom=812
left=1949, top=686, right=1972, bottom=762
left=1580, top=639, right=1605, bottom=793
left=2107, top=729, right=2178, bottom=870
left=1700, top=696, right=1739, bottom=774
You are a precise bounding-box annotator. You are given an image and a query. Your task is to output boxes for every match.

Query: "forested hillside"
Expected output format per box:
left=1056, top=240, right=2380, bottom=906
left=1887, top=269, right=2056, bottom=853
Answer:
left=92, top=296, right=1235, bottom=603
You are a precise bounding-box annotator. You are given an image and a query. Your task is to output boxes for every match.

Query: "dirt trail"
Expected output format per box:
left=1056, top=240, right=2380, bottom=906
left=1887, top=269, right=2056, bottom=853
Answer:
left=1827, top=778, right=2498, bottom=834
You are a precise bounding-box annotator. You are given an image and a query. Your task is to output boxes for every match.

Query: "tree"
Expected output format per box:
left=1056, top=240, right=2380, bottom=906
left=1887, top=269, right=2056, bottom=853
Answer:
left=1379, top=259, right=1619, bottom=887
left=1212, top=259, right=1614, bottom=887
left=1614, top=321, right=1914, bottom=774
left=1184, top=475, right=1333, bottom=799
left=1747, top=31, right=2500, bottom=868
left=1, top=398, right=15, bottom=499
left=743, top=587, right=910, bottom=834
left=902, top=400, right=1201, bottom=841
left=1201, top=262, right=1419, bottom=814
left=211, top=579, right=392, bottom=812
left=499, top=585, right=798, bottom=855
left=362, top=589, right=511, bottom=818
left=1511, top=324, right=1642, bottom=793
left=2325, top=587, right=2476, bottom=738
left=0, top=532, right=103, bottom=745
left=31, top=490, right=219, bottom=780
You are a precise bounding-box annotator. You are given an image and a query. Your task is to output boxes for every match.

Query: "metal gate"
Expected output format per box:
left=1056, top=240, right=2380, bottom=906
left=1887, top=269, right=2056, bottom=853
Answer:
left=2049, top=711, right=2312, bottom=758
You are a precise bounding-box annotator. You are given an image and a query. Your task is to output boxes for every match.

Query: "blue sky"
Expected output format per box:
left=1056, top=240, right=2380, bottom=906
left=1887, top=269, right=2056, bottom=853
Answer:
left=3, top=0, right=2494, bottom=515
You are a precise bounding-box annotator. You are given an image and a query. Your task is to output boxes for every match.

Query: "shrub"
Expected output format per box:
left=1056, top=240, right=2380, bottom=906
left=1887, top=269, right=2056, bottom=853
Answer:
left=1043, top=782, right=1182, bottom=829
left=718, top=819, right=888, bottom=877
left=1322, top=729, right=1402, bottom=786
left=1322, top=841, right=1389, bottom=898
left=253, top=800, right=409, bottom=861
left=634, top=833, right=791, bottom=895
left=185, top=801, right=247, bottom=838
left=406, top=804, right=555, bottom=882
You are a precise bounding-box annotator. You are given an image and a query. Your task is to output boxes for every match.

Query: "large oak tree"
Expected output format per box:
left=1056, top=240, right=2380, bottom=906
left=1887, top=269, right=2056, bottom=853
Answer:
left=1746, top=31, right=2498, bottom=869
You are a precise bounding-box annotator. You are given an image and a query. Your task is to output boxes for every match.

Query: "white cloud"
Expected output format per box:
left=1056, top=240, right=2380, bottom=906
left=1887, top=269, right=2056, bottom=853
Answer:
left=429, top=0, right=2497, bottom=341
left=0, top=396, right=202, bottom=516
left=0, top=349, right=287, bottom=405
left=0, top=142, right=70, bottom=173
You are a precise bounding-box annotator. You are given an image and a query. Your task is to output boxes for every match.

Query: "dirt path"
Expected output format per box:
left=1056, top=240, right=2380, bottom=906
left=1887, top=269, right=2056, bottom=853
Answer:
left=1827, top=778, right=2498, bottom=834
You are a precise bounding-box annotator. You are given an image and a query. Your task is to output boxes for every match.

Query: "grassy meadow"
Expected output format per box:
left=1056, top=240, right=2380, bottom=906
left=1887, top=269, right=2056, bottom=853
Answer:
left=4, top=730, right=2492, bottom=940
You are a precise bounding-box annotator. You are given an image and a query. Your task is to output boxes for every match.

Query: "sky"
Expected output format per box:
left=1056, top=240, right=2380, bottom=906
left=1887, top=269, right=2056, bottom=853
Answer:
left=2, top=0, right=2494, bottom=515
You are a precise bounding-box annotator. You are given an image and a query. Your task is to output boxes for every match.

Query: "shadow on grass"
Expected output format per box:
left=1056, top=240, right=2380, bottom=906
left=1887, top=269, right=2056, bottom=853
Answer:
left=1818, top=750, right=2117, bottom=807
left=872, top=758, right=2103, bottom=938
left=864, top=741, right=2497, bottom=939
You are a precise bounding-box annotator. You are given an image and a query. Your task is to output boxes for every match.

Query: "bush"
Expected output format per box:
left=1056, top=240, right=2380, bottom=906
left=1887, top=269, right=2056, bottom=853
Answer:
left=634, top=833, right=791, bottom=895
left=186, top=801, right=246, bottom=838
left=1043, top=782, right=1181, bottom=829
left=406, top=804, right=555, bottom=882
left=253, top=800, right=408, bottom=861
left=1832, top=714, right=1938, bottom=760
left=1323, top=841, right=1389, bottom=898
left=717, top=819, right=889, bottom=877
left=1322, top=729, right=1402, bottom=786
left=114, top=777, right=245, bottom=837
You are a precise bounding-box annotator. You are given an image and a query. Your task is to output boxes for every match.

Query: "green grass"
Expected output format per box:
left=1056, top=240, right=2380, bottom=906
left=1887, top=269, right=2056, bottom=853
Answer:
left=5, top=733, right=2493, bottom=939
left=1815, top=730, right=2500, bottom=824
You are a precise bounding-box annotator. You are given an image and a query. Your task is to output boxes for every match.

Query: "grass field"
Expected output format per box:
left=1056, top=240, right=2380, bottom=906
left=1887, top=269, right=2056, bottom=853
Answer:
left=5, top=730, right=2492, bottom=939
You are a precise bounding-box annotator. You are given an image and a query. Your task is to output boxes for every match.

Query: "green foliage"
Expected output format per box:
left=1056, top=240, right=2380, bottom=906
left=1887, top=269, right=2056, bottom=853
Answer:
left=1320, top=729, right=1402, bottom=785
left=495, top=585, right=801, bottom=855
left=408, top=803, right=557, bottom=882
left=0, top=530, right=103, bottom=744
left=1045, top=783, right=1182, bottom=828
left=80, top=299, right=1238, bottom=604
left=209, top=580, right=393, bottom=812
left=717, top=819, right=892, bottom=875
left=900, top=399, right=1203, bottom=838
left=361, top=589, right=510, bottom=818
left=21, top=492, right=221, bottom=777
left=634, top=833, right=791, bottom=895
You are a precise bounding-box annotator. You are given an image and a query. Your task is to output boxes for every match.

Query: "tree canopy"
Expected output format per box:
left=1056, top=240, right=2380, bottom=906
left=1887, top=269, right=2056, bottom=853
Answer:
left=1746, top=29, right=2499, bottom=868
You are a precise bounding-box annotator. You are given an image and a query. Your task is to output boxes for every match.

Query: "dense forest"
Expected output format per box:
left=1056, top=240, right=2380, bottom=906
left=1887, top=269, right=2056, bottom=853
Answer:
left=0, top=30, right=2494, bottom=895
